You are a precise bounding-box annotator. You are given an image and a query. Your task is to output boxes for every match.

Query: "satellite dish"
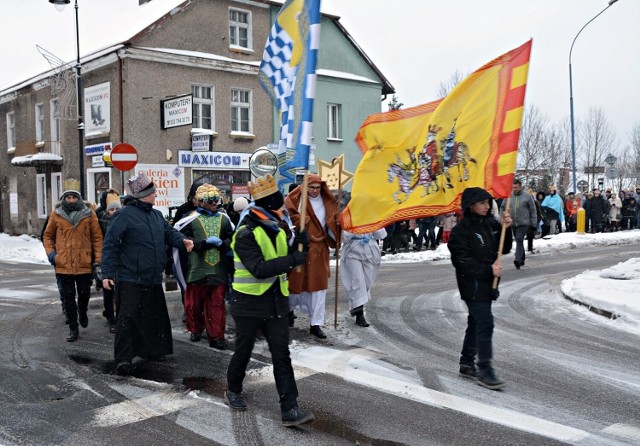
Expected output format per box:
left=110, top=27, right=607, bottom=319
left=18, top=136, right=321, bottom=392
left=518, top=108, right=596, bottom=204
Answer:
left=249, top=147, right=278, bottom=177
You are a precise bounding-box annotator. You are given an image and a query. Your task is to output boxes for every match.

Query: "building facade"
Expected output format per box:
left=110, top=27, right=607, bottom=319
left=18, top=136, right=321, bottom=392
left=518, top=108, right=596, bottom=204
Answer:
left=0, top=0, right=393, bottom=235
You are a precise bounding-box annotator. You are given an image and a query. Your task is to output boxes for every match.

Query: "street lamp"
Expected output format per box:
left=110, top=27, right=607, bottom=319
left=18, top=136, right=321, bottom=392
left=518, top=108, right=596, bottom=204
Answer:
left=49, top=0, right=85, bottom=198
left=568, top=0, right=618, bottom=194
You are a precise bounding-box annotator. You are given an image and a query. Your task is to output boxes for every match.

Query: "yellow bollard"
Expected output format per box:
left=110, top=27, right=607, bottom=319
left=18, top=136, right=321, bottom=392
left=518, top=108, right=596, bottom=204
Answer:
left=576, top=207, right=586, bottom=234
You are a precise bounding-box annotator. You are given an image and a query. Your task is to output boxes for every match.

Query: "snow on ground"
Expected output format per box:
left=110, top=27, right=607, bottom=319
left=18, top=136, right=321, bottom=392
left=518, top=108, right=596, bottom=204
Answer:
left=1, top=230, right=639, bottom=325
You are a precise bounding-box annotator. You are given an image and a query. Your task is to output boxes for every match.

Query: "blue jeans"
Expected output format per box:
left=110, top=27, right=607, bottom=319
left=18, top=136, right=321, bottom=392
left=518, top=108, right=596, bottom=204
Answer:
left=460, top=299, right=494, bottom=370
left=512, top=225, right=528, bottom=265
left=416, top=218, right=436, bottom=248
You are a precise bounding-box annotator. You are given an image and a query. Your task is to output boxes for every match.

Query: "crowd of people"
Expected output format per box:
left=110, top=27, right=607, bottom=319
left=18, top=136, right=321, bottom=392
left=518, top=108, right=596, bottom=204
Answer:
left=40, top=174, right=640, bottom=425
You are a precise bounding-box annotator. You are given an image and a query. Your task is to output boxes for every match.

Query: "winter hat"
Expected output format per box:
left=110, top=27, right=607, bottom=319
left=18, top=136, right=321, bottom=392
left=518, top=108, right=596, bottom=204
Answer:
left=60, top=178, right=82, bottom=200
left=106, top=192, right=121, bottom=211
left=233, top=197, right=249, bottom=212
left=460, top=187, right=492, bottom=215
left=127, top=172, right=156, bottom=198
left=106, top=200, right=121, bottom=212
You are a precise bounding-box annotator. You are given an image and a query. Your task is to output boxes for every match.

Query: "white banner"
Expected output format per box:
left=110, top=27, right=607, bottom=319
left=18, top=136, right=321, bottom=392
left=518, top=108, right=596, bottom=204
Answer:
left=84, top=82, right=111, bottom=138
left=134, top=164, right=186, bottom=216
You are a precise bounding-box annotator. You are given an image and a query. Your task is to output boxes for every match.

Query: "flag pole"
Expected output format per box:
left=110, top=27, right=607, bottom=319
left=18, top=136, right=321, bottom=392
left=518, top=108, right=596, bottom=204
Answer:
left=295, top=171, right=310, bottom=272
left=333, top=159, right=343, bottom=329
left=493, top=196, right=511, bottom=289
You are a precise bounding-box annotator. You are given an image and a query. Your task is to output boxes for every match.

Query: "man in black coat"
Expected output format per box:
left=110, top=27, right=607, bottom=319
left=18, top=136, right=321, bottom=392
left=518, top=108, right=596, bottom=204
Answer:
left=102, top=173, right=194, bottom=375
left=448, top=187, right=513, bottom=390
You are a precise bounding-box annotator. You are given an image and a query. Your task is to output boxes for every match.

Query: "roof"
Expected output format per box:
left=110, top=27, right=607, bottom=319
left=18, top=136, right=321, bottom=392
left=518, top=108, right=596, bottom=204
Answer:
left=0, top=0, right=394, bottom=98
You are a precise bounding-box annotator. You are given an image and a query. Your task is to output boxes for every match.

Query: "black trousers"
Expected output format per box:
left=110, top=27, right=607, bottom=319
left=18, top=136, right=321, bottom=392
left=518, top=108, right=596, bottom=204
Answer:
left=58, top=273, right=92, bottom=330
left=227, top=315, right=298, bottom=411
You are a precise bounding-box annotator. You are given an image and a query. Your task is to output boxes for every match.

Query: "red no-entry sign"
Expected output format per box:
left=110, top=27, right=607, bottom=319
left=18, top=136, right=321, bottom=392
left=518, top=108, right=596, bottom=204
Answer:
left=110, top=143, right=138, bottom=171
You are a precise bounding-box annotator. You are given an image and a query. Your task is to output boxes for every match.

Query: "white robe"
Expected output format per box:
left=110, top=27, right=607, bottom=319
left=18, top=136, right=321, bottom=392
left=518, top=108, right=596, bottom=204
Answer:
left=339, top=229, right=386, bottom=312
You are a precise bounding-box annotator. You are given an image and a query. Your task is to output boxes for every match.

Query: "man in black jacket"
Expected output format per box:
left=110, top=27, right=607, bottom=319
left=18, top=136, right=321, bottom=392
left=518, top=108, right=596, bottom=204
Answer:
left=448, top=187, right=513, bottom=390
left=224, top=174, right=314, bottom=427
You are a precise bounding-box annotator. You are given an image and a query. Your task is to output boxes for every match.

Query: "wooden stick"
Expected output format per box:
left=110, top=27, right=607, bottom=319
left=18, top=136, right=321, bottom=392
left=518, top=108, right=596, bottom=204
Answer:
left=333, top=160, right=343, bottom=329
left=493, top=196, right=511, bottom=289
left=295, top=171, right=309, bottom=272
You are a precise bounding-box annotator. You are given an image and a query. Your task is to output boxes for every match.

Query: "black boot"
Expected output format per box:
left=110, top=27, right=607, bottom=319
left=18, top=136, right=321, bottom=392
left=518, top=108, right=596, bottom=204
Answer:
left=66, top=327, right=79, bottom=342
left=310, top=325, right=327, bottom=339
left=355, top=313, right=370, bottom=327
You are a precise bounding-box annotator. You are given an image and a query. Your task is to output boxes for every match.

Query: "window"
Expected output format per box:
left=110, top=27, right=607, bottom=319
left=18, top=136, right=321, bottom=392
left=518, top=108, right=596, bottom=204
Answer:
left=36, top=174, right=47, bottom=218
left=50, top=99, right=60, bottom=154
left=6, top=111, right=16, bottom=151
left=327, top=103, right=342, bottom=140
left=192, top=85, right=214, bottom=131
left=51, top=172, right=62, bottom=209
left=35, top=103, right=45, bottom=143
left=229, top=8, right=252, bottom=51
left=230, top=89, right=252, bottom=134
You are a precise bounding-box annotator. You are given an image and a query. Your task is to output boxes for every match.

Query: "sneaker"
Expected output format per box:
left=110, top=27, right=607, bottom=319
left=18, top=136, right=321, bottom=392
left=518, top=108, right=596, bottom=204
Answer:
left=459, top=364, right=479, bottom=379
left=478, top=368, right=505, bottom=390
left=209, top=338, right=226, bottom=350
left=79, top=311, right=89, bottom=328
left=224, top=390, right=247, bottom=411
left=281, top=406, right=315, bottom=427
left=66, top=328, right=79, bottom=342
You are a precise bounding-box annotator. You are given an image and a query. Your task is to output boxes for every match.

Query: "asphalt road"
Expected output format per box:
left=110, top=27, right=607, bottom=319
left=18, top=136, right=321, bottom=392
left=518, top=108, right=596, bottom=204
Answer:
left=0, top=242, right=639, bottom=445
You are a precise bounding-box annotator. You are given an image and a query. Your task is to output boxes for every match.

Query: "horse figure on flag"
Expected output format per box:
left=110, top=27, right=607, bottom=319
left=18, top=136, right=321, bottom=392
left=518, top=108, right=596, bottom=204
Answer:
left=416, top=124, right=442, bottom=196
left=387, top=149, right=419, bottom=204
left=439, top=119, right=476, bottom=188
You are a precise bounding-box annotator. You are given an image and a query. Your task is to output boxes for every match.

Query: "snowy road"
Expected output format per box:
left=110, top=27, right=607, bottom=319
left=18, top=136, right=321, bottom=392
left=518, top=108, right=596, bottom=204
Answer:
left=0, top=242, right=638, bottom=445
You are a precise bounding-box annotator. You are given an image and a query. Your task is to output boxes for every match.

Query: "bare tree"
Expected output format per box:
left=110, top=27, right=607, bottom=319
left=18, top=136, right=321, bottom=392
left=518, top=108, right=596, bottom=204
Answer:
left=614, top=122, right=640, bottom=191
left=517, top=104, right=549, bottom=186
left=435, top=70, right=467, bottom=98
left=578, top=106, right=617, bottom=189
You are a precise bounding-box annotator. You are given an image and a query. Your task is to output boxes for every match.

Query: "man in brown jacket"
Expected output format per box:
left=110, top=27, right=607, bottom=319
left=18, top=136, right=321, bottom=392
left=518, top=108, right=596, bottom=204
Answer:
left=285, top=174, right=339, bottom=339
left=43, top=181, right=103, bottom=342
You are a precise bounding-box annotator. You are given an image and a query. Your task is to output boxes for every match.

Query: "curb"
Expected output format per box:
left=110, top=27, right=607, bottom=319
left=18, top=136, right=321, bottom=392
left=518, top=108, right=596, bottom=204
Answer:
left=561, top=292, right=618, bottom=320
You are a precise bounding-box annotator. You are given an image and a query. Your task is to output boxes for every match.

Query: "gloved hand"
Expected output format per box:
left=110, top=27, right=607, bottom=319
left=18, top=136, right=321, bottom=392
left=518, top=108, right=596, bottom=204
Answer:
left=206, top=236, right=222, bottom=247
left=47, top=250, right=56, bottom=266
left=291, top=250, right=307, bottom=266
left=293, top=229, right=309, bottom=252
left=561, top=222, right=566, bottom=232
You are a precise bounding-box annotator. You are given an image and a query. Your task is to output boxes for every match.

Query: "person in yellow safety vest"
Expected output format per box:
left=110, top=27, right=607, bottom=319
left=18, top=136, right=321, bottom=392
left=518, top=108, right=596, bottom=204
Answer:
left=224, top=174, right=315, bottom=428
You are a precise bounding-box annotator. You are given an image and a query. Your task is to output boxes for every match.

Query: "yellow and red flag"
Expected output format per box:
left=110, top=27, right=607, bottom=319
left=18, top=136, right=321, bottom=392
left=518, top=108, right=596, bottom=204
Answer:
left=341, top=40, right=532, bottom=234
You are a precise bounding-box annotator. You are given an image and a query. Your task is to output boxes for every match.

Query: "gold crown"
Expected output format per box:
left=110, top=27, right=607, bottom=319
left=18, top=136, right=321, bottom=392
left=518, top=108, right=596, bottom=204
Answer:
left=195, top=183, right=221, bottom=202
left=248, top=174, right=278, bottom=200
left=63, top=178, right=80, bottom=192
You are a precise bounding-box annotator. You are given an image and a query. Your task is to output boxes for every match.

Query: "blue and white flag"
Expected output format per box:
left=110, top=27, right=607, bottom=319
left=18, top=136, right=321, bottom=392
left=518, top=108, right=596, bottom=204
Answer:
left=259, top=0, right=321, bottom=173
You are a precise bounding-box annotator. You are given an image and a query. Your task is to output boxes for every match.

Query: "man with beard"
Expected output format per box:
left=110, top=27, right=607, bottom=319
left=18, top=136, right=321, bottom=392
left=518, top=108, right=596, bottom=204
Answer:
left=43, top=179, right=103, bottom=342
left=285, top=174, right=339, bottom=339
left=101, top=172, right=194, bottom=375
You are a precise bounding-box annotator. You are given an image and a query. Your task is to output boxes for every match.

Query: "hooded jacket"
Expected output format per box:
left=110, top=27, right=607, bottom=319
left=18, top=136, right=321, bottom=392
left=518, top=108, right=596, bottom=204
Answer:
left=43, top=202, right=102, bottom=275
left=448, top=188, right=512, bottom=301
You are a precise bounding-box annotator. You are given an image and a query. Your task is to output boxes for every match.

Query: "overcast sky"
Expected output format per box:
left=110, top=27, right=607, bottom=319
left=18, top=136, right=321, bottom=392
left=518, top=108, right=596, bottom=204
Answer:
left=1, top=0, right=638, bottom=149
